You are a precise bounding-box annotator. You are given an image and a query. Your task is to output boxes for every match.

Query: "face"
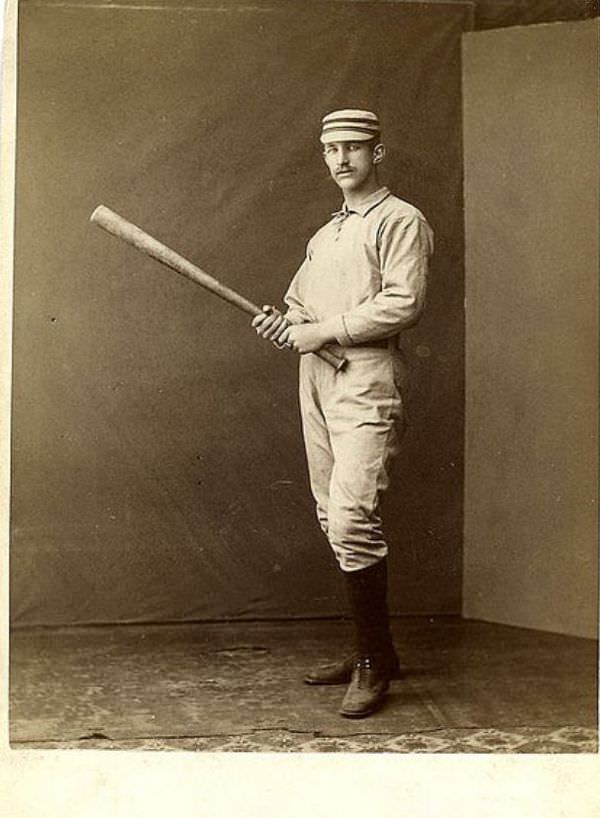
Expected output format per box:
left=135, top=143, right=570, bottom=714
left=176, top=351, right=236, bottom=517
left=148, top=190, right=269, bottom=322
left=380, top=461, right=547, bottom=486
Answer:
left=322, top=140, right=383, bottom=195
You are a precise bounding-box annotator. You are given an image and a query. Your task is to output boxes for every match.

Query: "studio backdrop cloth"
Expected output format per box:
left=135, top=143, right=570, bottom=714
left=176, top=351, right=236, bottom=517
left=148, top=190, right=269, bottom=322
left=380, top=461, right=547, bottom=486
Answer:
left=462, top=20, right=599, bottom=639
left=12, top=0, right=467, bottom=626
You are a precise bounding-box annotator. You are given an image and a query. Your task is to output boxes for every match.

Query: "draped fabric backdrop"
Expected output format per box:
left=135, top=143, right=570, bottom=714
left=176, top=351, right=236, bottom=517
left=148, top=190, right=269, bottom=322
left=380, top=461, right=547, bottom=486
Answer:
left=11, top=0, right=467, bottom=625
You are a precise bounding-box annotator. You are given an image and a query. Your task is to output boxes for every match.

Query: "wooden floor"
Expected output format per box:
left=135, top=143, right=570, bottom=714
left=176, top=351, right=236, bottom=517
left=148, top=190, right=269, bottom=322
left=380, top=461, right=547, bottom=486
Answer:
left=9, top=617, right=598, bottom=753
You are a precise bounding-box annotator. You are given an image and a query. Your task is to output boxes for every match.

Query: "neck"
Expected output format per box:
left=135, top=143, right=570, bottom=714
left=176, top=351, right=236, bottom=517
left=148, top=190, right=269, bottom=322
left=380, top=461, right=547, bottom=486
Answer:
left=343, top=177, right=381, bottom=209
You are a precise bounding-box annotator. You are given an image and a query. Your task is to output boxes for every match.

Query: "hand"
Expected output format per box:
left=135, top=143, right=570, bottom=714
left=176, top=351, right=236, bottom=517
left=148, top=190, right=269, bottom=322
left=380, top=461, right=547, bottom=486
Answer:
left=251, top=305, right=291, bottom=348
left=281, top=323, right=330, bottom=354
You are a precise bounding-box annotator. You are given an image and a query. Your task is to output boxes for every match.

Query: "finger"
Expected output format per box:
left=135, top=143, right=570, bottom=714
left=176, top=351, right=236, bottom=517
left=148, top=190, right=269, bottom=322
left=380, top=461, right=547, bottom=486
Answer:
left=269, top=319, right=291, bottom=343
left=273, top=336, right=291, bottom=350
left=254, top=315, right=278, bottom=337
left=263, top=305, right=283, bottom=321
left=253, top=305, right=281, bottom=329
left=262, top=316, right=286, bottom=340
left=271, top=321, right=291, bottom=349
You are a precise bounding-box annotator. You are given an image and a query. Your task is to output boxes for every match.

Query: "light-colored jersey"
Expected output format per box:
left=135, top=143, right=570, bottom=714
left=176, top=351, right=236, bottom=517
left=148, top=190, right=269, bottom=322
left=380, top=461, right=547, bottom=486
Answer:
left=284, top=186, right=433, bottom=345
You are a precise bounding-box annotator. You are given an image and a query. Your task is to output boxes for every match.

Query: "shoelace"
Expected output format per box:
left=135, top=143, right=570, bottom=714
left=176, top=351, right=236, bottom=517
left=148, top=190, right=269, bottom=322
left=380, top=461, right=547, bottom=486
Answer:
left=354, top=656, right=376, bottom=688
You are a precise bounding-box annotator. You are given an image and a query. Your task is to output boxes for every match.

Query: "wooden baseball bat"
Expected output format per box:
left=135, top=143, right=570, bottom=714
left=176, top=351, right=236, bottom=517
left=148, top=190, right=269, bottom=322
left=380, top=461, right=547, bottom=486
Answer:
left=90, top=205, right=347, bottom=372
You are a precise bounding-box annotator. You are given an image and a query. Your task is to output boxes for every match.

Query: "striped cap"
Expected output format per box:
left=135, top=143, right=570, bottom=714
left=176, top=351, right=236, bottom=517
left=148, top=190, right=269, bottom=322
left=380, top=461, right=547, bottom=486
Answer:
left=320, top=109, right=381, bottom=144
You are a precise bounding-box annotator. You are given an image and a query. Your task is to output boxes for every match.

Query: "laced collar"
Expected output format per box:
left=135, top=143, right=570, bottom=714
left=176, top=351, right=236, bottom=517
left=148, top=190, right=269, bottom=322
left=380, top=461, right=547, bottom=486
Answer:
left=330, top=186, right=391, bottom=222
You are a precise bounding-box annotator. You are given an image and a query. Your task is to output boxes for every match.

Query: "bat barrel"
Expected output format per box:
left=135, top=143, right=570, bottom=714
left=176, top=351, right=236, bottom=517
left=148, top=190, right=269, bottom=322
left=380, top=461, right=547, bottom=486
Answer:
left=90, top=205, right=347, bottom=371
left=90, top=205, right=261, bottom=316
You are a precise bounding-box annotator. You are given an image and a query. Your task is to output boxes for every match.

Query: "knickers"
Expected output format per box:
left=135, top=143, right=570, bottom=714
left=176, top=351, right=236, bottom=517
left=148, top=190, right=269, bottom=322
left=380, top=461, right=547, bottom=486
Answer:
left=299, top=345, right=406, bottom=572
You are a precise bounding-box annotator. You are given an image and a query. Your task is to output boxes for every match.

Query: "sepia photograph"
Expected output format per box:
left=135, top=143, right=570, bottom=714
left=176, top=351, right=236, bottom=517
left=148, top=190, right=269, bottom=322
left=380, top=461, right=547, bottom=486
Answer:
left=1, top=0, right=599, bottom=813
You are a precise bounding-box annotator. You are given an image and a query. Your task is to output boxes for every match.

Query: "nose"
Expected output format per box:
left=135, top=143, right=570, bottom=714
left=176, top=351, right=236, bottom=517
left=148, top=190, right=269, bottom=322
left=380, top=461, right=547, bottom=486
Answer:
left=338, top=147, right=350, bottom=166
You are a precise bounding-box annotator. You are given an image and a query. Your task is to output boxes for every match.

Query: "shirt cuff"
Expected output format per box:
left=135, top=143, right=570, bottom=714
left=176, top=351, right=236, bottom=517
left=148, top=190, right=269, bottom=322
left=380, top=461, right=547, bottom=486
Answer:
left=284, top=309, right=308, bottom=326
left=319, top=314, right=353, bottom=346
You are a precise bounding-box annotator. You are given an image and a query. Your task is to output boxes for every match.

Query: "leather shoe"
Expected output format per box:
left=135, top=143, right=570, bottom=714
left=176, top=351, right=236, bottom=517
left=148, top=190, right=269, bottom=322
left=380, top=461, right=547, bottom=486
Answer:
left=339, top=656, right=392, bottom=719
left=304, top=651, right=401, bottom=686
left=304, top=655, right=356, bottom=685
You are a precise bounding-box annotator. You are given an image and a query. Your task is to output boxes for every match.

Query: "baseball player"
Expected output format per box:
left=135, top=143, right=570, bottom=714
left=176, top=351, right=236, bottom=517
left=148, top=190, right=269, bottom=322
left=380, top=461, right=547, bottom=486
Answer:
left=253, top=109, right=433, bottom=718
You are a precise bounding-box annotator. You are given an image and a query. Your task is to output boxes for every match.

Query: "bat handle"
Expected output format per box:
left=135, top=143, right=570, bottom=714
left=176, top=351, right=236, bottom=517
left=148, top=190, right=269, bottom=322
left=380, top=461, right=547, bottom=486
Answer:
left=262, top=306, right=348, bottom=372
left=315, top=345, right=347, bottom=371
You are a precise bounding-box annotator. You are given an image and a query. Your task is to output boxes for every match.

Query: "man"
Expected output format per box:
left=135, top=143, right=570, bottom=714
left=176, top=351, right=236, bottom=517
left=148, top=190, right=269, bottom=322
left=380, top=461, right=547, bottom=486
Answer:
left=252, top=109, right=433, bottom=718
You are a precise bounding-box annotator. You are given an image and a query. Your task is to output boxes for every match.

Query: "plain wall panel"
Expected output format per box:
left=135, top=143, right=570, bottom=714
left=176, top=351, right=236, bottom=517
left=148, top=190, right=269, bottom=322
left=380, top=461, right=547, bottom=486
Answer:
left=463, top=20, right=598, bottom=637
left=11, top=0, right=467, bottom=625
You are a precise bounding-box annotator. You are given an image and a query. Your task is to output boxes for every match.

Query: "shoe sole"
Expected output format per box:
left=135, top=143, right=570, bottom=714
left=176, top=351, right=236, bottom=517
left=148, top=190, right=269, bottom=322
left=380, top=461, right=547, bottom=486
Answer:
left=340, top=707, right=380, bottom=719
left=340, top=693, right=388, bottom=719
left=303, top=671, right=352, bottom=685
left=304, top=666, right=404, bottom=687
left=303, top=675, right=351, bottom=686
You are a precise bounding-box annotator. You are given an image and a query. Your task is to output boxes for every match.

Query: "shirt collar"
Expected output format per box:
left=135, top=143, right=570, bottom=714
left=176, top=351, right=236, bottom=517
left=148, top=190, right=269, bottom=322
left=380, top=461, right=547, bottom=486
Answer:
left=332, top=186, right=391, bottom=219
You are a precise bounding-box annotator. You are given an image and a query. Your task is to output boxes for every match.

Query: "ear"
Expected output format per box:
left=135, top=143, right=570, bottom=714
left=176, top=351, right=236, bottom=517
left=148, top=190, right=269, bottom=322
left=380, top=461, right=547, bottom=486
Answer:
left=372, top=143, right=386, bottom=165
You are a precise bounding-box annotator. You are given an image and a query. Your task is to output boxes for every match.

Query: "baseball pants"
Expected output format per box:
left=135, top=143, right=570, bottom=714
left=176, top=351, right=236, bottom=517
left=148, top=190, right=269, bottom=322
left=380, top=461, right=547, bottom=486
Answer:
left=299, top=344, right=406, bottom=572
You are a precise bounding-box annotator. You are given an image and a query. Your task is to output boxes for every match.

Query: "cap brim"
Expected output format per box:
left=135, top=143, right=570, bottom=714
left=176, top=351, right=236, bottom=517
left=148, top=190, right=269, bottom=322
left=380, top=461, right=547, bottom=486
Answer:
left=320, top=129, right=377, bottom=144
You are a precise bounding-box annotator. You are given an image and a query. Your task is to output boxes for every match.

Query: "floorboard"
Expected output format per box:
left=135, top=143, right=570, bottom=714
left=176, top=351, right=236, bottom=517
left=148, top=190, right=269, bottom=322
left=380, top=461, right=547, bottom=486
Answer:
left=9, top=617, right=598, bottom=752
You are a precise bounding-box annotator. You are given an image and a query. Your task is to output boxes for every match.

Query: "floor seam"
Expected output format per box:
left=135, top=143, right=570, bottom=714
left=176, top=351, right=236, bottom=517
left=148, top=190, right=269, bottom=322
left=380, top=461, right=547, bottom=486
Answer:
left=11, top=723, right=597, bottom=746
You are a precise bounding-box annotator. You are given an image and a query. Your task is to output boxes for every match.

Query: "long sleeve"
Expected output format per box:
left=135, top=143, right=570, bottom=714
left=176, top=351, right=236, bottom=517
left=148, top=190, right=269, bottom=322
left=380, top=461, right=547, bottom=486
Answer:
left=320, top=214, right=433, bottom=345
left=283, top=245, right=313, bottom=325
